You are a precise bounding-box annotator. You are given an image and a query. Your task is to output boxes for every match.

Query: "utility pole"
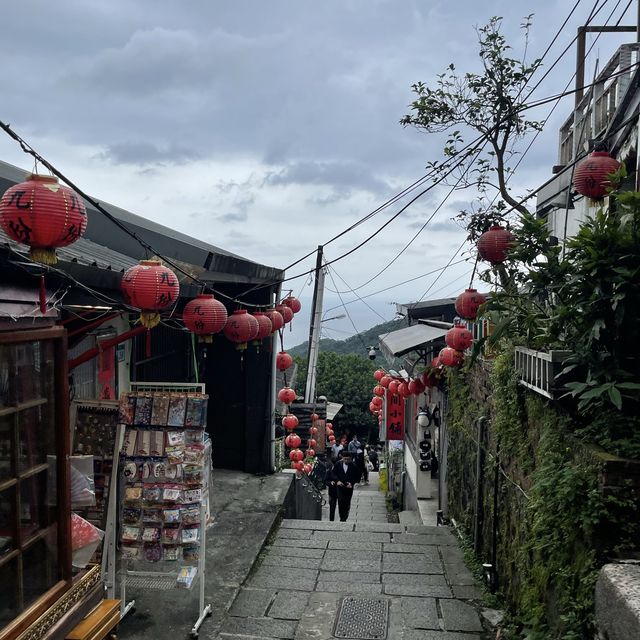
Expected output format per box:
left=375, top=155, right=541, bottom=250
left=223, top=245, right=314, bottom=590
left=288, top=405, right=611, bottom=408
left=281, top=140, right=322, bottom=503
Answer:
left=304, top=245, right=325, bottom=403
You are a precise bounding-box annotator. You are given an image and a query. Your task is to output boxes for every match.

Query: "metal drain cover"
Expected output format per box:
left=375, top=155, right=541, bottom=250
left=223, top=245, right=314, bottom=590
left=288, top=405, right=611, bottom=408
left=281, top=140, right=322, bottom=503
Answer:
left=334, top=596, right=389, bottom=639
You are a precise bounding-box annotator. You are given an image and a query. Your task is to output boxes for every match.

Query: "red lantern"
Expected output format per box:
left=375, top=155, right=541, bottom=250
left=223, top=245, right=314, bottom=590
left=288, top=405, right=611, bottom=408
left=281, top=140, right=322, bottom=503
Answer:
left=388, top=380, right=400, bottom=395
left=0, top=174, right=87, bottom=265
left=276, top=351, right=293, bottom=371
left=373, top=385, right=385, bottom=397
left=282, top=296, right=302, bottom=313
left=292, top=461, right=304, bottom=471
left=446, top=324, right=473, bottom=351
left=305, top=448, right=316, bottom=458
left=455, top=289, right=487, bottom=321
left=398, top=382, right=411, bottom=398
left=373, top=369, right=385, bottom=381
left=573, top=150, right=622, bottom=200
left=285, top=434, right=301, bottom=448
left=252, top=312, right=273, bottom=344
left=408, top=378, right=425, bottom=395
left=371, top=396, right=383, bottom=408
left=477, top=225, right=515, bottom=265
left=121, top=259, right=179, bottom=328
left=276, top=304, right=294, bottom=324
left=303, top=463, right=313, bottom=474
left=308, top=439, right=317, bottom=448
left=439, top=347, right=464, bottom=367
left=380, top=375, right=392, bottom=388
left=278, top=387, right=296, bottom=405
left=289, top=449, right=304, bottom=462
left=309, top=426, right=318, bottom=436
left=183, top=294, right=228, bottom=342
left=223, top=309, right=259, bottom=350
left=282, top=414, right=299, bottom=430
left=310, top=413, right=319, bottom=422
left=328, top=434, right=336, bottom=441
left=265, top=308, right=284, bottom=333
left=422, top=370, right=440, bottom=388
left=369, top=402, right=378, bottom=413
left=325, top=422, right=333, bottom=430
left=431, top=357, right=442, bottom=369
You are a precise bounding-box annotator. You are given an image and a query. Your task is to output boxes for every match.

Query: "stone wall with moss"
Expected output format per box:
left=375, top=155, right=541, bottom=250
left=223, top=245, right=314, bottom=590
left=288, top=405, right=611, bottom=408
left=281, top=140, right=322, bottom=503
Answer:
left=446, top=349, right=640, bottom=639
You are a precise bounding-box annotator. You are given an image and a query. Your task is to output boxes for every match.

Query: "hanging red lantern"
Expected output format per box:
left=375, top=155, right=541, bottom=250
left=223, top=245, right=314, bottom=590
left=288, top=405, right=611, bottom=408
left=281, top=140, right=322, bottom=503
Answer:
left=573, top=150, right=622, bottom=200
left=303, top=463, right=313, bottom=474
left=431, top=357, right=442, bottom=369
left=285, top=434, right=301, bottom=448
left=183, top=294, right=228, bottom=342
left=309, top=425, right=318, bottom=436
left=398, top=382, right=411, bottom=398
left=251, top=312, right=273, bottom=344
left=422, top=370, right=440, bottom=388
left=369, top=402, right=378, bottom=413
left=310, top=413, right=319, bottom=422
left=408, top=378, right=425, bottom=396
left=455, top=289, right=487, bottom=321
left=292, top=461, right=304, bottom=471
left=289, top=449, right=304, bottom=462
left=121, top=259, right=179, bottom=328
left=265, top=308, right=285, bottom=333
left=373, top=385, right=385, bottom=397
left=275, top=304, right=294, bottom=324
left=282, top=414, right=299, bottom=430
left=308, top=439, right=317, bottom=449
left=223, top=309, right=259, bottom=350
left=446, top=324, right=473, bottom=351
left=371, top=396, right=383, bottom=408
left=373, top=369, right=385, bottom=381
left=477, top=226, right=515, bottom=265
left=380, top=375, right=392, bottom=388
left=276, top=351, right=293, bottom=371
left=388, top=380, right=400, bottom=395
left=305, top=448, right=316, bottom=458
left=439, top=347, right=464, bottom=367
left=282, top=296, right=302, bottom=313
left=278, top=387, right=296, bottom=405
left=0, top=174, right=87, bottom=265
left=325, top=422, right=333, bottom=430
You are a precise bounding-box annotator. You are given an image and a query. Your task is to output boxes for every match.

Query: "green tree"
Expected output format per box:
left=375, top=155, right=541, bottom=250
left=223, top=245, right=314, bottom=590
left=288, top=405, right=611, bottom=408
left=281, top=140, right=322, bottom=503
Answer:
left=294, top=352, right=378, bottom=440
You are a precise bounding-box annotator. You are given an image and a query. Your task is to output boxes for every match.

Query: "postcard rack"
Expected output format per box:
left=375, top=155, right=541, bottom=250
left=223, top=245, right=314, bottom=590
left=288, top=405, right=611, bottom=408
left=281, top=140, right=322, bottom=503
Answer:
left=103, top=382, right=212, bottom=638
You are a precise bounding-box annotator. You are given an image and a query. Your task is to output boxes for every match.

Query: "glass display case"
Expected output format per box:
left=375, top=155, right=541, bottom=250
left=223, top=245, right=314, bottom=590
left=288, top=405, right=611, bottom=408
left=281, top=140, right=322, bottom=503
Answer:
left=0, top=327, right=71, bottom=640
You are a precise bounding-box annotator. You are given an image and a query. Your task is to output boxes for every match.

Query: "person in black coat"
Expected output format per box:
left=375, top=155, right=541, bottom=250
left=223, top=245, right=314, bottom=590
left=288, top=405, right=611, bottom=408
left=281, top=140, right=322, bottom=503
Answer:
left=324, top=459, right=338, bottom=521
left=330, top=449, right=361, bottom=522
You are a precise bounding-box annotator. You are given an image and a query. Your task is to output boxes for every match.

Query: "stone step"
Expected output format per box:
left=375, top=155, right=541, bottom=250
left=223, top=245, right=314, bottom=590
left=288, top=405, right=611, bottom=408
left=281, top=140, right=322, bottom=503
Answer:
left=398, top=510, right=422, bottom=526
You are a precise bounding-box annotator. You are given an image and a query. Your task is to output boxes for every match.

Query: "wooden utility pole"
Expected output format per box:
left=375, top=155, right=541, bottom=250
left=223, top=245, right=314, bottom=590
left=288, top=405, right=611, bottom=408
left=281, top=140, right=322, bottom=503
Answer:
left=304, top=246, right=325, bottom=403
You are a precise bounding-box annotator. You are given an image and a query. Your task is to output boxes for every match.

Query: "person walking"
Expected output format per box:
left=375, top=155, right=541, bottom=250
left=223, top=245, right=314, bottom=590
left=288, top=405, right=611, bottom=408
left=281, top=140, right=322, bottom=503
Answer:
left=324, top=459, right=338, bottom=522
left=368, top=445, right=379, bottom=472
left=330, top=449, right=361, bottom=522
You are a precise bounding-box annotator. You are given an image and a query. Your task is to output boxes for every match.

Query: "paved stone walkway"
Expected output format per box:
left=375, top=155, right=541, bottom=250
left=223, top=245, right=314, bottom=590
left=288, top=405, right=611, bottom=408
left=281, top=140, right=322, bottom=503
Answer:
left=322, top=472, right=388, bottom=523
left=213, top=478, right=488, bottom=639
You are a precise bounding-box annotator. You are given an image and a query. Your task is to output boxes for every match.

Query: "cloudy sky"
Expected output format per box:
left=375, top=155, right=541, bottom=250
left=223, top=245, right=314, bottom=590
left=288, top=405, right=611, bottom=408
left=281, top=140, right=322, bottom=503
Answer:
left=0, top=1, right=635, bottom=348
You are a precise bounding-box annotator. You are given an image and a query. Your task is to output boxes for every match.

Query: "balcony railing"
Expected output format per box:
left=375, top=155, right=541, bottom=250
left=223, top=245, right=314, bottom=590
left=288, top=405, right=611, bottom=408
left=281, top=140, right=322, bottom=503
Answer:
left=514, top=347, right=571, bottom=399
left=559, top=44, right=640, bottom=166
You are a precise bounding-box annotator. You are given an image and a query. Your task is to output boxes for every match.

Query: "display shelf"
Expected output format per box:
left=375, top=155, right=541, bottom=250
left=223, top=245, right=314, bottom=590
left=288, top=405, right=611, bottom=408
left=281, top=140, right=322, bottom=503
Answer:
left=0, top=397, right=48, bottom=418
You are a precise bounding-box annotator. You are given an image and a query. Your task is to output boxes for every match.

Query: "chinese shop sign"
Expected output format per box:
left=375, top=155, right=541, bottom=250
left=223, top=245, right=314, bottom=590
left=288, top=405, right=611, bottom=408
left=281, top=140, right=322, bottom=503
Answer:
left=385, top=391, right=405, bottom=440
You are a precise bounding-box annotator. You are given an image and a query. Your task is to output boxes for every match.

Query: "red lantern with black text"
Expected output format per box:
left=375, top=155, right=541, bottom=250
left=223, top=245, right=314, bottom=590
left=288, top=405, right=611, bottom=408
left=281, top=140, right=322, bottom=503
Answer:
left=252, top=312, right=273, bottom=344
left=223, top=309, right=259, bottom=350
left=446, top=323, right=473, bottom=351
left=276, top=304, right=294, bottom=324
left=278, top=387, right=296, bottom=405
left=0, top=174, right=87, bottom=265
left=282, top=414, right=299, bottom=430
left=439, top=347, right=464, bottom=367
left=265, top=308, right=284, bottom=333
left=573, top=150, right=622, bottom=200
left=183, top=293, right=228, bottom=341
left=455, top=289, right=486, bottom=321
left=477, top=225, right=515, bottom=265
left=276, top=351, right=293, bottom=371
left=121, top=260, right=179, bottom=329
left=282, top=296, right=302, bottom=313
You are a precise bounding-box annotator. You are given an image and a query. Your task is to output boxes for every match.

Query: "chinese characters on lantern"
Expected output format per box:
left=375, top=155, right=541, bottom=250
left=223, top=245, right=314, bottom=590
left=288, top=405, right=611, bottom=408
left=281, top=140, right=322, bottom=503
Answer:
left=386, top=390, right=405, bottom=441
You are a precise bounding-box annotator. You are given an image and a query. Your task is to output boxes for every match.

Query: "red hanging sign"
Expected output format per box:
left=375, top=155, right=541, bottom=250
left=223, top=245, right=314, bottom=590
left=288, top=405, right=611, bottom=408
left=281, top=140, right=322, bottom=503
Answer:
left=385, top=390, right=405, bottom=440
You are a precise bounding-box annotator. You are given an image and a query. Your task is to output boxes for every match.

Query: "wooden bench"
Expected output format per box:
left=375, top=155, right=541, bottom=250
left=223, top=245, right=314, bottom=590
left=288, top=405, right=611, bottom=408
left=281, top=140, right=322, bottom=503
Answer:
left=66, top=599, right=120, bottom=640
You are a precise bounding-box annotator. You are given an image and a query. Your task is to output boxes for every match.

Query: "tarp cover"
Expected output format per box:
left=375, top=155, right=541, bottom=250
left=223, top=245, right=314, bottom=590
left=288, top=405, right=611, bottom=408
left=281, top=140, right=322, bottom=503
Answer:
left=378, top=323, right=448, bottom=360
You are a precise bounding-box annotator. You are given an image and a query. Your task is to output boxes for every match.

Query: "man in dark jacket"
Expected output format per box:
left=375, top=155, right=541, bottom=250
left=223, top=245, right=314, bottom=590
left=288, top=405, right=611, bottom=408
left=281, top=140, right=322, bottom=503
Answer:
left=324, top=459, right=338, bottom=521
left=330, top=449, right=361, bottom=522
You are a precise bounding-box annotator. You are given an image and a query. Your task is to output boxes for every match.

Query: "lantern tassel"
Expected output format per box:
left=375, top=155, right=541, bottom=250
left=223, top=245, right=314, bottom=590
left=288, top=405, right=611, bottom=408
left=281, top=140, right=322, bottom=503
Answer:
left=140, top=311, right=161, bottom=329
left=146, top=329, right=152, bottom=358
left=30, top=247, right=58, bottom=265
left=39, top=275, right=47, bottom=314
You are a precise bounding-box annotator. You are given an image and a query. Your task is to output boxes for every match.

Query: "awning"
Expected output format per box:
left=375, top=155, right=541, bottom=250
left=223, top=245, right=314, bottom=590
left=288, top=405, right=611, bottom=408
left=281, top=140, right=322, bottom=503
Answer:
left=326, top=402, right=343, bottom=420
left=378, top=323, right=448, bottom=361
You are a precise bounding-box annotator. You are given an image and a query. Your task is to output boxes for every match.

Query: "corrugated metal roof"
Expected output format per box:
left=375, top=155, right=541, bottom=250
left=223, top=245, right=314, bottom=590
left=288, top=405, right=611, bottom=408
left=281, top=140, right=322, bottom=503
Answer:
left=379, top=323, right=448, bottom=360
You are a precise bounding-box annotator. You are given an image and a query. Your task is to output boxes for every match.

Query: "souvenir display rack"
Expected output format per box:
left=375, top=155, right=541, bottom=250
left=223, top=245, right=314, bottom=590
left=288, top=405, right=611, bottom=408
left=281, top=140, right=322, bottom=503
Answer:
left=103, top=382, right=212, bottom=638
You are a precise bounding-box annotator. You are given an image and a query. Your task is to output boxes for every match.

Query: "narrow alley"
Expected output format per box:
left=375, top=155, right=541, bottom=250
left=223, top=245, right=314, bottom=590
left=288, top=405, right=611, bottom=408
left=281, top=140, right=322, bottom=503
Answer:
left=213, top=474, right=487, bottom=640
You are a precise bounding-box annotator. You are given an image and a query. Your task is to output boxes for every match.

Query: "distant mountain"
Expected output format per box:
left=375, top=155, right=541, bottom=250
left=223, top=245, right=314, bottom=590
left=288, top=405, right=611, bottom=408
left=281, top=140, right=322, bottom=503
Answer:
left=288, top=317, right=407, bottom=358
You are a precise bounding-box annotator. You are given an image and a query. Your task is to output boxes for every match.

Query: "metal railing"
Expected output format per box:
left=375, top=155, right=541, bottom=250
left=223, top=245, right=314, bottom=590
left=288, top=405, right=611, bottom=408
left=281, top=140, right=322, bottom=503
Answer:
left=559, top=44, right=640, bottom=165
left=514, top=347, right=571, bottom=399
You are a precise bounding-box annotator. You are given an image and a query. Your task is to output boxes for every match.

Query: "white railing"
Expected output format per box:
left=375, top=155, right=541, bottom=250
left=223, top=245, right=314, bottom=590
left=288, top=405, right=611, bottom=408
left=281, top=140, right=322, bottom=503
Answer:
left=559, top=44, right=640, bottom=166
left=514, top=347, right=571, bottom=399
